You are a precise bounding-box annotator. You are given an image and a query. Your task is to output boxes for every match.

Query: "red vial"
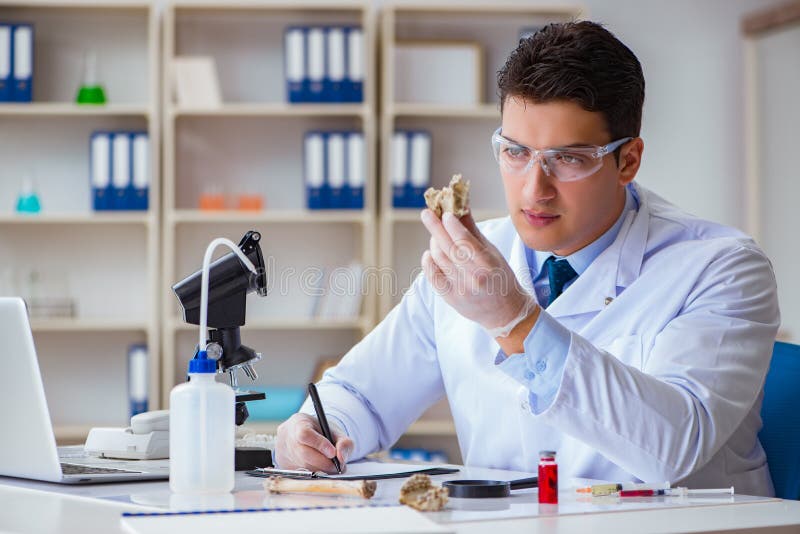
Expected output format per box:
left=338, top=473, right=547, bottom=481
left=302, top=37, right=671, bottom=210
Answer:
left=538, top=450, right=558, bottom=504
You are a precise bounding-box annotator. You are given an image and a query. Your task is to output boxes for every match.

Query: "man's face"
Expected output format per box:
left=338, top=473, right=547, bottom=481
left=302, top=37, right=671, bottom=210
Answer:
left=499, top=97, right=638, bottom=256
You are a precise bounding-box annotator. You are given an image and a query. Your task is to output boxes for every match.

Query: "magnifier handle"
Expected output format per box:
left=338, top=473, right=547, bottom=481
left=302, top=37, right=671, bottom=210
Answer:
left=509, top=477, right=539, bottom=490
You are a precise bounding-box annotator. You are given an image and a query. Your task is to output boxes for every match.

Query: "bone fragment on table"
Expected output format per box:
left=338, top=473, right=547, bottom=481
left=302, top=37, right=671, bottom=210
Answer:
left=264, top=476, right=376, bottom=499
left=424, top=174, right=471, bottom=218
left=399, top=474, right=449, bottom=511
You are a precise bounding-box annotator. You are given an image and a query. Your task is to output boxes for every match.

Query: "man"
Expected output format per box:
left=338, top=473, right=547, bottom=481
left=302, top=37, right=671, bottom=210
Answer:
left=276, top=21, right=780, bottom=496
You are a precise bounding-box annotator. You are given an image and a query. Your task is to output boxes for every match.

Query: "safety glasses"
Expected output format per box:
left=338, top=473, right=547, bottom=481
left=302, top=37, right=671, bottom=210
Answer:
left=491, top=127, right=632, bottom=182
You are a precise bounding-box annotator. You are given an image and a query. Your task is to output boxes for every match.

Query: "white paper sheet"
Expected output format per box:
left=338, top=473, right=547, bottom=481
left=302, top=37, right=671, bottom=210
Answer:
left=323, top=460, right=453, bottom=479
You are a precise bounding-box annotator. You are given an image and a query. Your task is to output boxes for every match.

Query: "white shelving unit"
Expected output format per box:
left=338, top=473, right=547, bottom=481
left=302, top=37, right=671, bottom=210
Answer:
left=379, top=3, right=583, bottom=458
left=161, top=1, right=378, bottom=436
left=0, top=0, right=160, bottom=444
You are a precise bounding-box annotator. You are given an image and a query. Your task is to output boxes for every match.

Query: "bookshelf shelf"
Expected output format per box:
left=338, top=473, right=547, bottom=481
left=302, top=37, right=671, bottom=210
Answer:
left=0, top=213, right=153, bottom=225
left=169, top=316, right=367, bottom=332
left=171, top=209, right=369, bottom=225
left=0, top=103, right=151, bottom=117
left=53, top=425, right=92, bottom=444
left=242, top=418, right=457, bottom=438
left=404, top=419, right=457, bottom=436
left=30, top=319, right=149, bottom=333
left=172, top=103, right=368, bottom=118
left=173, top=1, right=366, bottom=13
left=390, top=103, right=500, bottom=119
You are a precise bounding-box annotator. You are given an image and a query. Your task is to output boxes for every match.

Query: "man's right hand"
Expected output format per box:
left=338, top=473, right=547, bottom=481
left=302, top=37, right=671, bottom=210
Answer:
left=275, top=413, right=354, bottom=473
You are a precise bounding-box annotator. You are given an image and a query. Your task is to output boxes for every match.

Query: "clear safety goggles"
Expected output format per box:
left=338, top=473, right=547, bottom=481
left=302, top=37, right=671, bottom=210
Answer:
left=491, top=127, right=633, bottom=182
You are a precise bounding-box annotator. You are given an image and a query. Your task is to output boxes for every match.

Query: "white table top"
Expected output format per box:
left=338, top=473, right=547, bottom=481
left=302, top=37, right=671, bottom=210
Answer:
left=2, top=464, right=800, bottom=534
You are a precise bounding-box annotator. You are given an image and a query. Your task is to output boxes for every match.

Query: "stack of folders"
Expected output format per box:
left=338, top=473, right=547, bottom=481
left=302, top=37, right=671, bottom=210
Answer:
left=0, top=22, right=33, bottom=102
left=392, top=130, right=432, bottom=209
left=304, top=131, right=365, bottom=210
left=90, top=131, right=149, bottom=211
left=127, top=344, right=148, bottom=418
left=284, top=26, right=364, bottom=103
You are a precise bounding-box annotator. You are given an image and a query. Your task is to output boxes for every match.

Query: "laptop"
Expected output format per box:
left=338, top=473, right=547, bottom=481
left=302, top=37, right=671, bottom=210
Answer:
left=0, top=297, right=168, bottom=484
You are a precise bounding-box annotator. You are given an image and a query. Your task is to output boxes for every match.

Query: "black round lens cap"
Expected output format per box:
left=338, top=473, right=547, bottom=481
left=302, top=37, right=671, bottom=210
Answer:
left=443, top=479, right=511, bottom=498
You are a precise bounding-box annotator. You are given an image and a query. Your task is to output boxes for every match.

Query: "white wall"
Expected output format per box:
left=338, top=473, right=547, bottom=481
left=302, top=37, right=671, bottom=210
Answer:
left=757, top=24, right=800, bottom=341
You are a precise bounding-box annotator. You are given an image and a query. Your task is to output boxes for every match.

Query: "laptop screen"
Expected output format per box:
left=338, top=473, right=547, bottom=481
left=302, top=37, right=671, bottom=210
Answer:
left=0, top=297, right=66, bottom=482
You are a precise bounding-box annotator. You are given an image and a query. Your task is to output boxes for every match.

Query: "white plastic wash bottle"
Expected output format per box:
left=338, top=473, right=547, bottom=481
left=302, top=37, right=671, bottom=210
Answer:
left=169, top=352, right=235, bottom=494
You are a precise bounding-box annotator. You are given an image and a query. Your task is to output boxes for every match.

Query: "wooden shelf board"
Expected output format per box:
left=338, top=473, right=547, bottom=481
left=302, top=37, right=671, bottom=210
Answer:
left=4, top=1, right=150, bottom=11
left=0, top=103, right=151, bottom=117
left=53, top=425, right=92, bottom=443
left=174, top=1, right=366, bottom=13
left=30, top=319, right=149, bottom=332
left=240, top=419, right=457, bottom=437
left=171, top=209, right=369, bottom=224
left=0, top=213, right=152, bottom=225
left=392, top=4, right=583, bottom=16
left=170, top=316, right=367, bottom=331
left=390, top=103, right=500, bottom=119
left=171, top=103, right=367, bottom=118
left=404, top=420, right=457, bottom=436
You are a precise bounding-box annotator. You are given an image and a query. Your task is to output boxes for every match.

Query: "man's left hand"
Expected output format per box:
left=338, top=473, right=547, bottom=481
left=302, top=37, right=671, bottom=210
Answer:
left=420, top=209, right=538, bottom=336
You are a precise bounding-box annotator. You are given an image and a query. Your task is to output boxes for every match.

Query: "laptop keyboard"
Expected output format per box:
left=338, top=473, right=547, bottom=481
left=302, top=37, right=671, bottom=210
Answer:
left=61, top=463, right=141, bottom=475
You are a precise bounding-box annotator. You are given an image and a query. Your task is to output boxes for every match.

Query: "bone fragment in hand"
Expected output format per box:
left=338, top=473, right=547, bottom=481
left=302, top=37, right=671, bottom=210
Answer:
left=424, top=174, right=471, bottom=218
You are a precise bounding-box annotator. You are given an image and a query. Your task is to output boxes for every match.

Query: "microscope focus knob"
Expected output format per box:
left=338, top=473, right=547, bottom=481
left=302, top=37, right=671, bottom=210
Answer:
left=206, top=342, right=223, bottom=361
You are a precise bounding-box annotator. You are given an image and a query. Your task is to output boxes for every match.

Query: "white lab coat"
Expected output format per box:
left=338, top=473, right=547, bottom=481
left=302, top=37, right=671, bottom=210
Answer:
left=306, top=183, right=780, bottom=496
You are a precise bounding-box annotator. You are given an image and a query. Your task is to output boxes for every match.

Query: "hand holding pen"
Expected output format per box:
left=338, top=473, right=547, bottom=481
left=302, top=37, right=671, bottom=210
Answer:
left=307, top=382, right=342, bottom=474
left=274, top=387, right=354, bottom=474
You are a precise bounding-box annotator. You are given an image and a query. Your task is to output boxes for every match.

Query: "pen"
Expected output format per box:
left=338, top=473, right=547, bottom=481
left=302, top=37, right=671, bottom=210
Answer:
left=255, top=467, right=317, bottom=477
left=308, top=382, right=342, bottom=474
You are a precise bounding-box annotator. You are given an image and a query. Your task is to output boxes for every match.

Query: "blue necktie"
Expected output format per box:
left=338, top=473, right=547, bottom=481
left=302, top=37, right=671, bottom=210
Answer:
left=545, top=256, right=578, bottom=306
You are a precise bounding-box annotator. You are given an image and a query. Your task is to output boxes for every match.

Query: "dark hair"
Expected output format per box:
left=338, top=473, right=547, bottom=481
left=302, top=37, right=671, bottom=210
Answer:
left=497, top=21, right=645, bottom=141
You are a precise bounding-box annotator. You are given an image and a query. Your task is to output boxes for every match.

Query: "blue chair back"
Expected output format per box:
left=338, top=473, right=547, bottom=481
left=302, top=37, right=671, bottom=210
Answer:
left=759, top=341, right=800, bottom=499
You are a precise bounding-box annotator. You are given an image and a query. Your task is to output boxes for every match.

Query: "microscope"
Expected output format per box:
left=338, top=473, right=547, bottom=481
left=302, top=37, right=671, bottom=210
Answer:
left=172, top=230, right=268, bottom=426
left=85, top=231, right=272, bottom=465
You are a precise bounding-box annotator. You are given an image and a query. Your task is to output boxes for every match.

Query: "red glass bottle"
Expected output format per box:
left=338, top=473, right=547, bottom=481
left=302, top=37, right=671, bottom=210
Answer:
left=538, top=450, right=558, bottom=504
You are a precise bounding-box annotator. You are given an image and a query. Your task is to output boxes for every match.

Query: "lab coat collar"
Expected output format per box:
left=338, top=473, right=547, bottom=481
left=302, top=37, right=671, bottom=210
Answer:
left=508, top=182, right=651, bottom=318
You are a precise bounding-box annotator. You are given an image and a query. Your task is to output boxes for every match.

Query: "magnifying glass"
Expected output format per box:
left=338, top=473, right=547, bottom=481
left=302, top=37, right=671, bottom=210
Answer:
left=443, top=476, right=538, bottom=498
